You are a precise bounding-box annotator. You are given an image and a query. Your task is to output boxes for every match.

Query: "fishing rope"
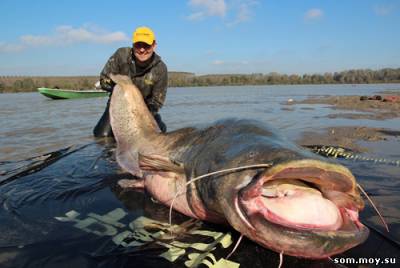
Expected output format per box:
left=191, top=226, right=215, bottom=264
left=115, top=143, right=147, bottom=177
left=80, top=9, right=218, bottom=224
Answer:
left=306, top=145, right=400, bottom=166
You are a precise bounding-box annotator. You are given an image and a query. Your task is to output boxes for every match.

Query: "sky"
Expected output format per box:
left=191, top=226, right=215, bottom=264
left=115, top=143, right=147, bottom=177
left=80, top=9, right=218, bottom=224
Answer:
left=0, top=0, right=399, bottom=76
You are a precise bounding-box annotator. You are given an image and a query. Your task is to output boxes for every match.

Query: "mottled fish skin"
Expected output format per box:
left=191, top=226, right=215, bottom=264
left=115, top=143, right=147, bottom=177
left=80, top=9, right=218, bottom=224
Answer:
left=109, top=74, right=369, bottom=259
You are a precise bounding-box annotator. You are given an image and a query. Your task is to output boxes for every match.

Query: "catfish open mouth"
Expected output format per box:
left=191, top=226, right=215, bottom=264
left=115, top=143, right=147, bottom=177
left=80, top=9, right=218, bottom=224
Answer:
left=239, top=160, right=365, bottom=231
left=235, top=160, right=369, bottom=258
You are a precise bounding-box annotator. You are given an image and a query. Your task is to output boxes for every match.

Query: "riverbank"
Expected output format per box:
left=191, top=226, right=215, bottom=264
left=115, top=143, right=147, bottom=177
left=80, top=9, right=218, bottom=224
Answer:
left=291, top=92, right=400, bottom=152
left=297, top=126, right=400, bottom=152
left=286, top=92, right=400, bottom=120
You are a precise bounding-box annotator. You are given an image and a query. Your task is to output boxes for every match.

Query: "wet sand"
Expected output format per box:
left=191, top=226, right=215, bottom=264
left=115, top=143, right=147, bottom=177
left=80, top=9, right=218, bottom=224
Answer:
left=297, top=126, right=400, bottom=152
left=286, top=93, right=400, bottom=120
left=290, top=93, right=400, bottom=152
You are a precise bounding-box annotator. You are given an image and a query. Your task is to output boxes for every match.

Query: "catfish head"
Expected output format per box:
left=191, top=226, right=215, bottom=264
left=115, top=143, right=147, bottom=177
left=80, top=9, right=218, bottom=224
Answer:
left=202, top=151, right=369, bottom=259
left=175, top=121, right=369, bottom=259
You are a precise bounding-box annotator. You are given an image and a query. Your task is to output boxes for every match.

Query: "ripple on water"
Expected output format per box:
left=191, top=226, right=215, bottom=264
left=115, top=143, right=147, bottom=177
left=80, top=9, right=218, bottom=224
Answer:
left=2, top=127, right=58, bottom=138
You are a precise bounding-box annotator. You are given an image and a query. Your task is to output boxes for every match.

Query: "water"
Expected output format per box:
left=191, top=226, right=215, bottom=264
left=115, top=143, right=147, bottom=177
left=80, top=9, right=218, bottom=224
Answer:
left=0, top=84, right=400, bottom=267
left=2, top=84, right=399, bottom=163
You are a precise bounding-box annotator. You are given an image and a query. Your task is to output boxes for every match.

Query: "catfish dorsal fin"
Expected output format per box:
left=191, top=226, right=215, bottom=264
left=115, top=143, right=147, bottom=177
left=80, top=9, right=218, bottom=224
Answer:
left=138, top=153, right=184, bottom=174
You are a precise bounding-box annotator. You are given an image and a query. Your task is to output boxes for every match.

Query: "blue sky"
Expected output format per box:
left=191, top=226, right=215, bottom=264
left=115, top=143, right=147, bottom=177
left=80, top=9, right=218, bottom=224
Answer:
left=0, top=0, right=399, bottom=76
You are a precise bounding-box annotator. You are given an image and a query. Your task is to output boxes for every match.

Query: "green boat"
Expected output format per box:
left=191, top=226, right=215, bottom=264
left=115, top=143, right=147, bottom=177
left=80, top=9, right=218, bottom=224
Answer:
left=38, top=87, right=109, bottom=100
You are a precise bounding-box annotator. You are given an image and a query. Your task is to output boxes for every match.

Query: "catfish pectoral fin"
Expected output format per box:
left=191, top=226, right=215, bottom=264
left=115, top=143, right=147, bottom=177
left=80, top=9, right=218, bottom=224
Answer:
left=138, top=153, right=184, bottom=173
left=116, top=149, right=142, bottom=177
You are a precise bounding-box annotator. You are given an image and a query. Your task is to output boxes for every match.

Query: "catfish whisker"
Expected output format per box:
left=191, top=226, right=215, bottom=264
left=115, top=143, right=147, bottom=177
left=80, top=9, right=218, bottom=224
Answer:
left=278, top=251, right=284, bottom=268
left=357, top=183, right=389, bottom=232
left=226, top=234, right=244, bottom=260
left=168, top=163, right=273, bottom=229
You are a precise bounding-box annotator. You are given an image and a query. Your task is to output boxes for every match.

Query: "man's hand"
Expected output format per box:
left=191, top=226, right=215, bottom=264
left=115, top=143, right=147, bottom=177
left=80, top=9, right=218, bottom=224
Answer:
left=100, top=77, right=116, bottom=92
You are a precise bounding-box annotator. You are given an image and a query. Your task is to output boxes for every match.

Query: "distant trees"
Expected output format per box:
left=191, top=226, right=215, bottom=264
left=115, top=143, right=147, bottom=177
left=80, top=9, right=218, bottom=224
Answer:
left=3, top=78, right=37, bottom=92
left=17, top=78, right=35, bottom=91
left=330, top=69, right=400, bottom=84
left=167, top=68, right=400, bottom=87
left=0, top=68, right=399, bottom=93
left=0, top=76, right=98, bottom=93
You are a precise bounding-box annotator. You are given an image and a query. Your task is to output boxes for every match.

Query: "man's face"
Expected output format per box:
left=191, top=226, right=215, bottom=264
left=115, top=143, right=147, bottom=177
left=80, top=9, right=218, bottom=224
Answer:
left=133, top=42, right=156, bottom=62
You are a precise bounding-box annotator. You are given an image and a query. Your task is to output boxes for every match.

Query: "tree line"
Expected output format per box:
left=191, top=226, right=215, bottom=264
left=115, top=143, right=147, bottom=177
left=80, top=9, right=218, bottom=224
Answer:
left=0, top=76, right=96, bottom=93
left=1, top=68, right=399, bottom=93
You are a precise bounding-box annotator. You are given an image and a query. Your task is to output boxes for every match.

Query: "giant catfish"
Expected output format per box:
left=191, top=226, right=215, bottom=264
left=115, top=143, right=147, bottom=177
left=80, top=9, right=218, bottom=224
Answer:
left=108, top=74, right=369, bottom=259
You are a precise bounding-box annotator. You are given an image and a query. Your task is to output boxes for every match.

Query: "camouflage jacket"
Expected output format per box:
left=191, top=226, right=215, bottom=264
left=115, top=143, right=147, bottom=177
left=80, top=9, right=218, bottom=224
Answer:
left=100, top=47, right=168, bottom=114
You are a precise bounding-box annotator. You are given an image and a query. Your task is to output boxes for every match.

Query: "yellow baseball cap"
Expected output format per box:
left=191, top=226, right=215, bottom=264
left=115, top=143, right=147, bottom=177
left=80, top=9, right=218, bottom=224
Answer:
left=132, top=26, right=155, bottom=45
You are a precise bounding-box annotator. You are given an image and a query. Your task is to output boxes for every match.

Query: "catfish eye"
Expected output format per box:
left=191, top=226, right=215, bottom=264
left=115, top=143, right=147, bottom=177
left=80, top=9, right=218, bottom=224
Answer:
left=248, top=151, right=256, bottom=158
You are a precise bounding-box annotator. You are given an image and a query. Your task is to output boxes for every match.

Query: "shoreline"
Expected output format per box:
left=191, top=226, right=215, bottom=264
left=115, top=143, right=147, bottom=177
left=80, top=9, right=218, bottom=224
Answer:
left=286, top=93, right=400, bottom=120
left=291, top=93, right=400, bottom=153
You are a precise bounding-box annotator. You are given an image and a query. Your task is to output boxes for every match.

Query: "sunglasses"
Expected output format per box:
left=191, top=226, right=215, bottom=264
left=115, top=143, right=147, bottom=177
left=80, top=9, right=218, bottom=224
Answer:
left=134, top=42, right=153, bottom=50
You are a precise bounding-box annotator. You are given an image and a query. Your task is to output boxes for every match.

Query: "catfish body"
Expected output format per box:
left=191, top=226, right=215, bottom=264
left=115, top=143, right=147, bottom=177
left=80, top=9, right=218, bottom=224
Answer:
left=109, top=74, right=369, bottom=258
